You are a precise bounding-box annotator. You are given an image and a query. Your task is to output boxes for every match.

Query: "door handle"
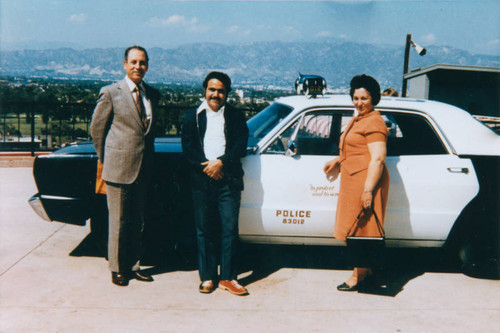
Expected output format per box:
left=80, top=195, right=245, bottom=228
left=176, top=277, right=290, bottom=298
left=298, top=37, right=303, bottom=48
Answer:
left=447, top=167, right=469, bottom=174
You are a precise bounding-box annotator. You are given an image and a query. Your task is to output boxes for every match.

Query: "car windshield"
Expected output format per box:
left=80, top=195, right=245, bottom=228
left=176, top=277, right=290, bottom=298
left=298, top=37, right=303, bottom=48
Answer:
left=247, top=103, right=294, bottom=147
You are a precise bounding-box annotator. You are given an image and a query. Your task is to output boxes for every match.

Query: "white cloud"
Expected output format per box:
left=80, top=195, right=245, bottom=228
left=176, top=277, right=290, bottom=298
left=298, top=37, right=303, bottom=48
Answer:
left=68, top=13, right=87, bottom=23
left=487, top=39, right=500, bottom=46
left=281, top=26, right=299, bottom=36
left=317, top=31, right=333, bottom=38
left=226, top=25, right=240, bottom=34
left=146, top=15, right=209, bottom=33
left=257, top=24, right=273, bottom=31
left=226, top=25, right=251, bottom=37
left=476, top=39, right=500, bottom=55
left=165, top=15, right=185, bottom=25
left=147, top=15, right=198, bottom=28
left=419, top=33, right=436, bottom=45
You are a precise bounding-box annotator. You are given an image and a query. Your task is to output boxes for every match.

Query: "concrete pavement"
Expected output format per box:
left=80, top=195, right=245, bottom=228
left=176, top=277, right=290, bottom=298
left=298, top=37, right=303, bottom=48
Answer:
left=1, top=167, right=499, bottom=332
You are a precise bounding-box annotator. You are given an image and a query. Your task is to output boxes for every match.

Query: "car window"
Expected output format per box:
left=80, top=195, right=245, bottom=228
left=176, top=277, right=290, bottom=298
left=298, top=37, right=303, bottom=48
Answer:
left=381, top=112, right=447, bottom=156
left=247, top=103, right=294, bottom=147
left=264, top=110, right=447, bottom=156
left=265, top=110, right=353, bottom=155
left=264, top=118, right=299, bottom=154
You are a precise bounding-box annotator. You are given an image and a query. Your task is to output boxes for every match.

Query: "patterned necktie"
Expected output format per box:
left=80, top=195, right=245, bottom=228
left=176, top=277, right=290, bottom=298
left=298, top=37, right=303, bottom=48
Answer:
left=134, top=86, right=149, bottom=129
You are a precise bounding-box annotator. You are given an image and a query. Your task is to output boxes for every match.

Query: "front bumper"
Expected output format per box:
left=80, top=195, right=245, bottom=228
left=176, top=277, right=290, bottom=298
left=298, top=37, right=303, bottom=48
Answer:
left=28, top=194, right=51, bottom=221
left=28, top=193, right=89, bottom=226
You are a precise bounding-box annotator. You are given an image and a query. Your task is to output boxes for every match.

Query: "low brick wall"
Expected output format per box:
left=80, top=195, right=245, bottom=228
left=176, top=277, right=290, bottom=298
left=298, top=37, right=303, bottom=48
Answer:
left=0, top=152, right=51, bottom=168
left=0, top=156, right=35, bottom=168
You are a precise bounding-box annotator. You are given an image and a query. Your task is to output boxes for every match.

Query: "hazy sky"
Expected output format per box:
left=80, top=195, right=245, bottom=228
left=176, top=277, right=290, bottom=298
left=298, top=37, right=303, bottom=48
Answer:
left=1, top=0, right=499, bottom=55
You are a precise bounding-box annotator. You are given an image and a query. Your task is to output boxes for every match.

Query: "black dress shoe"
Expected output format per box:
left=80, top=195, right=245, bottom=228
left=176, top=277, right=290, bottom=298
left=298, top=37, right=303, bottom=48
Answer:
left=337, top=282, right=359, bottom=292
left=112, top=272, right=129, bottom=286
left=131, top=270, right=154, bottom=282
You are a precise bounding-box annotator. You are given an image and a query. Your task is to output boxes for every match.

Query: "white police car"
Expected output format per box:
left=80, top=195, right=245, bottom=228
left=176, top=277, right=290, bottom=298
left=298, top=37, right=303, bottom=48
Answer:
left=240, top=91, right=499, bottom=270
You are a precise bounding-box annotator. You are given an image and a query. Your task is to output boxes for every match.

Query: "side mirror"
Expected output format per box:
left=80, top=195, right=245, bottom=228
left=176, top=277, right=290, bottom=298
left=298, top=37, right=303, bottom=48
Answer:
left=246, top=146, right=258, bottom=155
left=286, top=140, right=297, bottom=156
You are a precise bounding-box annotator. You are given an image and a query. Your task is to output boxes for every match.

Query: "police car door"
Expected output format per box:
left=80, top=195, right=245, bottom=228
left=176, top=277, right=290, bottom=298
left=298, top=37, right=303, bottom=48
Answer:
left=240, top=109, right=353, bottom=239
left=380, top=111, right=479, bottom=245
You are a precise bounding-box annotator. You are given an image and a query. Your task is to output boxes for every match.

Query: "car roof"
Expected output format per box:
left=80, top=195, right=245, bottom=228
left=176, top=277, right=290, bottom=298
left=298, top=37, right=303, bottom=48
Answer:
left=274, top=94, right=500, bottom=156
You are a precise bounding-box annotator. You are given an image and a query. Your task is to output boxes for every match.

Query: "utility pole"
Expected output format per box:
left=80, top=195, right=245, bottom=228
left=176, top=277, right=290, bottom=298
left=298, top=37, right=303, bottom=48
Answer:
left=402, top=33, right=412, bottom=97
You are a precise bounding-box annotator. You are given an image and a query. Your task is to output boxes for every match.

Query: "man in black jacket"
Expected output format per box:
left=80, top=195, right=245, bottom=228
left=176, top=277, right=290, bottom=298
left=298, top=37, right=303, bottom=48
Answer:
left=181, top=72, right=249, bottom=296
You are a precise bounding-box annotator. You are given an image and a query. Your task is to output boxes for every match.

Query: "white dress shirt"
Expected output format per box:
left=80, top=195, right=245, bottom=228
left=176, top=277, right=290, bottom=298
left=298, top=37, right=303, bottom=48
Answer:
left=125, top=76, right=152, bottom=123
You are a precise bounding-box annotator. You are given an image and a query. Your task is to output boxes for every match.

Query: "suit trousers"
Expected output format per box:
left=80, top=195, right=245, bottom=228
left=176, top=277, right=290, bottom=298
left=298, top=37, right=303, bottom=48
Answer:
left=192, top=181, right=241, bottom=281
left=105, top=176, right=147, bottom=273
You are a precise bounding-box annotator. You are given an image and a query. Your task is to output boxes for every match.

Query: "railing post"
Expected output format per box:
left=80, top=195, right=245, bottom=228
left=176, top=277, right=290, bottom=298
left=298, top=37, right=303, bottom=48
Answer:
left=31, top=107, right=35, bottom=156
left=2, top=109, right=6, bottom=143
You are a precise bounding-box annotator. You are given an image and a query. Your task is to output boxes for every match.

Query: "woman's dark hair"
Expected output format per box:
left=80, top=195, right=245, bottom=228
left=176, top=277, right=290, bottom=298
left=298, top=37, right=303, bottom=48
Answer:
left=349, top=74, right=381, bottom=106
left=203, top=71, right=232, bottom=93
left=124, top=45, right=149, bottom=63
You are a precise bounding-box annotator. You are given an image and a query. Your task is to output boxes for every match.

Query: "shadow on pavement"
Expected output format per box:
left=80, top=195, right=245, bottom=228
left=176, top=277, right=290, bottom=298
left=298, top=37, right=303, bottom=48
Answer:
left=69, top=230, right=198, bottom=274
left=69, top=233, right=498, bottom=296
left=238, top=245, right=459, bottom=297
left=70, top=233, right=108, bottom=259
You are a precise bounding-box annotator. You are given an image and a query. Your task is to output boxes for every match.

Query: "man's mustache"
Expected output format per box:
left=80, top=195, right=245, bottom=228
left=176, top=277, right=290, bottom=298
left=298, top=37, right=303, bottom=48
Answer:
left=209, top=97, right=222, bottom=102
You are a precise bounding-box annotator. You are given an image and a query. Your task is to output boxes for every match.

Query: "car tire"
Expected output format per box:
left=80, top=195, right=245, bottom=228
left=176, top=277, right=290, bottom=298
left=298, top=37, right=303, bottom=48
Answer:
left=458, top=240, right=500, bottom=279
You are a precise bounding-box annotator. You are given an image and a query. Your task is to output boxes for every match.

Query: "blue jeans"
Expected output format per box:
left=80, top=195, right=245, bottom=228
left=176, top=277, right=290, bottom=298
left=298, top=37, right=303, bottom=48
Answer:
left=192, top=182, right=241, bottom=281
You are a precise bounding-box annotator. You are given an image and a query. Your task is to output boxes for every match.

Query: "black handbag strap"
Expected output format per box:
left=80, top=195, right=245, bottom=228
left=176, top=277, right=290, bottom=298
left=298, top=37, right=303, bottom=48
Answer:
left=346, top=208, right=385, bottom=238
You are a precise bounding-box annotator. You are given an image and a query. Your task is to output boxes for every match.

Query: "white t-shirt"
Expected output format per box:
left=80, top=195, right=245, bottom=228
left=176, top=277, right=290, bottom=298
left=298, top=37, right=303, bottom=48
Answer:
left=198, top=100, right=226, bottom=160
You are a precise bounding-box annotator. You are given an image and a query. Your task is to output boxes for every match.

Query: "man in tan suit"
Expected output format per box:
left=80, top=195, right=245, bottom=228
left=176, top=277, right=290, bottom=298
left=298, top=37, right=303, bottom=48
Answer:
left=91, top=46, right=160, bottom=286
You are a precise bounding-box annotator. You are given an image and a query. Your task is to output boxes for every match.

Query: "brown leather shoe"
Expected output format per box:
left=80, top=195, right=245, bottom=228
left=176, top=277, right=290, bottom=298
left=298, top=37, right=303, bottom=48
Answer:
left=218, top=280, right=249, bottom=296
left=131, top=270, right=154, bottom=282
left=199, top=280, right=215, bottom=294
left=111, top=272, right=129, bottom=286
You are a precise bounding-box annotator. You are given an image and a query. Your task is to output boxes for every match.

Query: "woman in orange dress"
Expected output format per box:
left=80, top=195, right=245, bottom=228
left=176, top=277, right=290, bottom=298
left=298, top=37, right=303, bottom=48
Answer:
left=324, top=74, right=390, bottom=291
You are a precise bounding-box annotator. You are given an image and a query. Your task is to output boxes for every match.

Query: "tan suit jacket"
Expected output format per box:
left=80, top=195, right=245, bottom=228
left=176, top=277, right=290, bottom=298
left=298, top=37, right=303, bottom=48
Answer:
left=90, top=79, right=159, bottom=184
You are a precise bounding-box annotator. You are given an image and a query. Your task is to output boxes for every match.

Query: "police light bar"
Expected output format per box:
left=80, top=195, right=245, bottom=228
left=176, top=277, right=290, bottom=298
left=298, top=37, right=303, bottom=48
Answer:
left=295, top=74, right=327, bottom=98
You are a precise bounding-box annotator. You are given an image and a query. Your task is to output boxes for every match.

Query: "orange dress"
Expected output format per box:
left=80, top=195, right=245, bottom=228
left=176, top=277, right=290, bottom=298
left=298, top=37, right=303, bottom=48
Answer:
left=334, top=111, right=390, bottom=241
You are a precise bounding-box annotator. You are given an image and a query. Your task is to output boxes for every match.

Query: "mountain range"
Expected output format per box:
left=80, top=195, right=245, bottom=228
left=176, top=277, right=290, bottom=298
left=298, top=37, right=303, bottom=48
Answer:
left=1, top=40, right=499, bottom=90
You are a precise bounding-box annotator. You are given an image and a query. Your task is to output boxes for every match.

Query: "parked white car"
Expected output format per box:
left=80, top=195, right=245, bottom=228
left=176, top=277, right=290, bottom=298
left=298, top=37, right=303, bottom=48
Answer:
left=240, top=94, right=499, bottom=264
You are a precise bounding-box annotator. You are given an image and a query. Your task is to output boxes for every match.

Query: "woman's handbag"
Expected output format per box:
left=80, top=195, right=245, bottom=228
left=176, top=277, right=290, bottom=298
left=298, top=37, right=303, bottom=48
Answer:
left=345, top=208, right=385, bottom=248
